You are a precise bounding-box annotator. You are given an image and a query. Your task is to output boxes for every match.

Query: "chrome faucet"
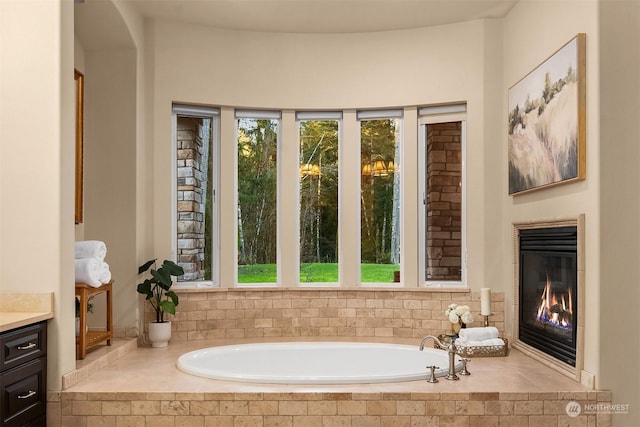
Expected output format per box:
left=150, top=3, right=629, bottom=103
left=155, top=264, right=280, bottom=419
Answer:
left=419, top=335, right=460, bottom=380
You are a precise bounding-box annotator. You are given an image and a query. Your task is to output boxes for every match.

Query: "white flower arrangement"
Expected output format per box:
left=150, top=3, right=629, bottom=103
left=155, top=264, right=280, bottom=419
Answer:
left=445, top=303, right=473, bottom=325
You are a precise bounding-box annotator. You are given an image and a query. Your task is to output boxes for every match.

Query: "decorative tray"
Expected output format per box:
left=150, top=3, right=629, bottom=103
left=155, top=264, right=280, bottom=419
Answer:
left=434, top=334, right=508, bottom=358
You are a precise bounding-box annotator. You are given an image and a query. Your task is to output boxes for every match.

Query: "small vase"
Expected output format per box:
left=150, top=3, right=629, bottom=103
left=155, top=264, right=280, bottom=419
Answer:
left=450, top=320, right=466, bottom=337
left=148, top=321, right=172, bottom=348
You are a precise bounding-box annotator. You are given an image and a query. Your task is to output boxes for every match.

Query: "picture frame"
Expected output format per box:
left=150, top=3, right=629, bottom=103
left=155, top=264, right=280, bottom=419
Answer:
left=508, top=33, right=586, bottom=195
left=74, top=69, right=84, bottom=224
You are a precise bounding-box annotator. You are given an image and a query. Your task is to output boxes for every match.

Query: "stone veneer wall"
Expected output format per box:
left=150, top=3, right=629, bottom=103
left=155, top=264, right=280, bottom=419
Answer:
left=426, top=122, right=462, bottom=280
left=176, top=116, right=211, bottom=281
left=143, top=289, right=505, bottom=341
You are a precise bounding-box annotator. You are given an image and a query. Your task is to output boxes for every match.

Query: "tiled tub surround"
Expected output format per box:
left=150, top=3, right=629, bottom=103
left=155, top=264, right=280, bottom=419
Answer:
left=51, top=338, right=611, bottom=426
left=51, top=288, right=613, bottom=426
left=145, top=288, right=506, bottom=342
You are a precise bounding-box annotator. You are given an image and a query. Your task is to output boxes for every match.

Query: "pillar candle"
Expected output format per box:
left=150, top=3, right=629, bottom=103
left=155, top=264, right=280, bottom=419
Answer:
left=480, top=287, right=491, bottom=315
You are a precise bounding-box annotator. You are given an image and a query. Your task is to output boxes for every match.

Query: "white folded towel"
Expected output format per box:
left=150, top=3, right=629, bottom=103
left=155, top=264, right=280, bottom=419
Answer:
left=75, top=258, right=104, bottom=287
left=456, top=338, right=505, bottom=347
left=75, top=240, right=107, bottom=261
left=457, top=326, right=499, bottom=343
left=99, top=262, right=112, bottom=284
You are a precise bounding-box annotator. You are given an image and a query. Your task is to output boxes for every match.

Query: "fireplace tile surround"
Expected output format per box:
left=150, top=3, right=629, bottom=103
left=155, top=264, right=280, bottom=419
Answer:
left=513, top=216, right=586, bottom=383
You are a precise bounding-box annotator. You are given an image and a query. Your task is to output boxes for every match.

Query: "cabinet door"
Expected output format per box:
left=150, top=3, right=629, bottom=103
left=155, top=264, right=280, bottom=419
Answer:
left=0, top=357, right=46, bottom=427
left=1, top=322, right=46, bottom=372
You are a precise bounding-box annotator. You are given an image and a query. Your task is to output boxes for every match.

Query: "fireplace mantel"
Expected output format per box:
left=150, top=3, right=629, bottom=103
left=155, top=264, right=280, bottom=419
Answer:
left=512, top=215, right=586, bottom=384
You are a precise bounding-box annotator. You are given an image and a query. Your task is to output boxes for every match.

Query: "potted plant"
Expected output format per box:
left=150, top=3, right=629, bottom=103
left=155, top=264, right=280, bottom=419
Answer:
left=136, top=258, right=184, bottom=347
left=75, top=296, right=95, bottom=337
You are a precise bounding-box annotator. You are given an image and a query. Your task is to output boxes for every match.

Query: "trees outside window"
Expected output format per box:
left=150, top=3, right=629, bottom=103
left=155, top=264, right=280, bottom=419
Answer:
left=171, top=105, right=467, bottom=288
left=236, top=115, right=279, bottom=283
left=298, top=118, right=339, bottom=283
left=360, top=116, right=401, bottom=283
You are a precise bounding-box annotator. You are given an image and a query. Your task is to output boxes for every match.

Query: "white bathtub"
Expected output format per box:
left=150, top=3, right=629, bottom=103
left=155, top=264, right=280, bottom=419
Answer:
left=176, top=342, right=461, bottom=384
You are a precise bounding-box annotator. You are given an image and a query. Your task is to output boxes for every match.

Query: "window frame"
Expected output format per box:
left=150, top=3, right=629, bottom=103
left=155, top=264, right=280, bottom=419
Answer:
left=417, top=104, right=467, bottom=288
left=171, top=104, right=220, bottom=289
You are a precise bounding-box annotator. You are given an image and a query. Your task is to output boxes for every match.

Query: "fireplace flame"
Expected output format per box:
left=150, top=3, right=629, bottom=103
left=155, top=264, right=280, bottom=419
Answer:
left=535, top=275, right=573, bottom=330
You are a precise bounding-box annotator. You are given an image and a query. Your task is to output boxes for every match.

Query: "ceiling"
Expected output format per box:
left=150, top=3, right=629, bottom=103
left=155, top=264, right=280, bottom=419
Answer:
left=75, top=0, right=518, bottom=50
left=123, top=0, right=518, bottom=34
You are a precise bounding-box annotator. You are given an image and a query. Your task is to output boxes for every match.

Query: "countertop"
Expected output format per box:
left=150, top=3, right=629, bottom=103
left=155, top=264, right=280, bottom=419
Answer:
left=0, top=292, right=54, bottom=332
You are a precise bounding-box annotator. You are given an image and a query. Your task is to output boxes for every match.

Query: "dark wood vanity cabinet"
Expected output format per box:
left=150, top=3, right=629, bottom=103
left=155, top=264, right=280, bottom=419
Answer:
left=0, top=321, right=47, bottom=426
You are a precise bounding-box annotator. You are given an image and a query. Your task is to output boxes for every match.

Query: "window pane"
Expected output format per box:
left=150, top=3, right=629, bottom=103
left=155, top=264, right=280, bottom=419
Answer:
left=176, top=116, right=213, bottom=281
left=299, top=120, right=339, bottom=283
left=237, top=118, right=279, bottom=283
left=425, top=122, right=462, bottom=281
left=360, top=118, right=401, bottom=283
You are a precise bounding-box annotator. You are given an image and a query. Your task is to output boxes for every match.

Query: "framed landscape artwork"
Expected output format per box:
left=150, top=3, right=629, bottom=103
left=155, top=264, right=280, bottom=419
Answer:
left=508, top=33, right=586, bottom=195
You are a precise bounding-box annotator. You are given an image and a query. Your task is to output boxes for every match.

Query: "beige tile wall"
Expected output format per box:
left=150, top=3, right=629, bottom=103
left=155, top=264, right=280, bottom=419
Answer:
left=48, top=390, right=612, bottom=427
left=143, top=289, right=505, bottom=342
left=52, top=290, right=616, bottom=426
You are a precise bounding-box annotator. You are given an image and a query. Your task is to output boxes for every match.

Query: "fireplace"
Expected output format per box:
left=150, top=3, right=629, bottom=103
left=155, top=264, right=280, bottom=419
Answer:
left=518, top=226, right=578, bottom=367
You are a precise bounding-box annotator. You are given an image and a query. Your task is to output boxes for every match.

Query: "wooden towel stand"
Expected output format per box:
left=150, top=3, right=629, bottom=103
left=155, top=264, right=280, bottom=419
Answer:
left=75, top=280, right=113, bottom=360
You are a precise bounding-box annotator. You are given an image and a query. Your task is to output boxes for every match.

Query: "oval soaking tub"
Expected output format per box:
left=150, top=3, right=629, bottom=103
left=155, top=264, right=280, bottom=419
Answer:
left=176, top=342, right=461, bottom=384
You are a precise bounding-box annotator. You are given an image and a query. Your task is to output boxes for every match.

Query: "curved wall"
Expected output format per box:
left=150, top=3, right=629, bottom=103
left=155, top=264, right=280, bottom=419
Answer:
left=151, top=20, right=488, bottom=109
left=148, top=18, right=500, bottom=293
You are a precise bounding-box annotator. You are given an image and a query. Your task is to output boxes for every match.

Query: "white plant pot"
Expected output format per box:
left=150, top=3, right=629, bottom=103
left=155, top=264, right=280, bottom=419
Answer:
left=75, top=317, right=88, bottom=337
left=148, top=321, right=172, bottom=348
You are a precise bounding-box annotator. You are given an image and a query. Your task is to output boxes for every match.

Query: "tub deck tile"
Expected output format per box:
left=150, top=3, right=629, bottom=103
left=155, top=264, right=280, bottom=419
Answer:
left=51, top=337, right=611, bottom=427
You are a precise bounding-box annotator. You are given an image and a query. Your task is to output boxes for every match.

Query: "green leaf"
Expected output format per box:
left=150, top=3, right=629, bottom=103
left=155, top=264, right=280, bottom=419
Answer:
left=151, top=268, right=171, bottom=287
left=138, top=259, right=157, bottom=275
left=165, top=290, right=179, bottom=307
left=136, top=280, right=152, bottom=296
left=159, top=300, right=176, bottom=315
left=162, top=260, right=185, bottom=276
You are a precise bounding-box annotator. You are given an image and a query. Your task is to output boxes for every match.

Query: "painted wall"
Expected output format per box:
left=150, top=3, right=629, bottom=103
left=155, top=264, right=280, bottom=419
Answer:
left=82, top=49, right=138, bottom=335
left=73, top=0, right=145, bottom=339
left=147, top=18, right=502, bottom=293
left=0, top=0, right=76, bottom=390
left=503, top=0, right=638, bottom=422
left=598, top=1, right=640, bottom=424
left=502, top=0, right=600, bottom=382
left=27, top=0, right=635, bottom=414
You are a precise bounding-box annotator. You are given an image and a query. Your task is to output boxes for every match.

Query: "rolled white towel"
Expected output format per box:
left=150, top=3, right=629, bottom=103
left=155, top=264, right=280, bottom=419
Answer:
left=458, top=326, right=499, bottom=343
left=74, top=258, right=103, bottom=287
left=99, top=262, right=112, bottom=284
left=74, top=240, right=107, bottom=261
left=456, top=338, right=505, bottom=347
